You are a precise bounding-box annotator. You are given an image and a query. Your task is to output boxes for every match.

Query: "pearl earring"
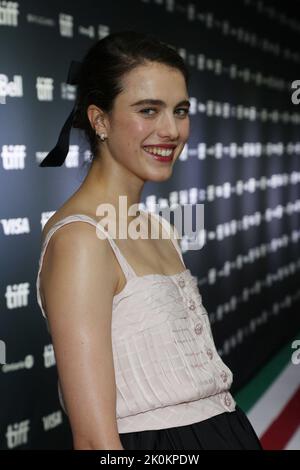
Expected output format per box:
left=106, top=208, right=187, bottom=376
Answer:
left=96, top=131, right=107, bottom=141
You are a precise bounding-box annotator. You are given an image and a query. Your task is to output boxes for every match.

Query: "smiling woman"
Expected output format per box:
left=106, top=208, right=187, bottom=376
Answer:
left=39, top=31, right=190, bottom=169
left=37, top=30, right=262, bottom=451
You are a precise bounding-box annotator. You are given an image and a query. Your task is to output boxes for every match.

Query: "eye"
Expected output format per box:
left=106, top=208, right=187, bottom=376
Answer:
left=139, top=108, right=189, bottom=117
left=176, top=108, right=190, bottom=117
left=139, top=108, right=157, bottom=115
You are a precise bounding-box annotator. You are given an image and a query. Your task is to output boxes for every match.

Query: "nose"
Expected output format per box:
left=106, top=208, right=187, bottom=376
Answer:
left=156, top=111, right=180, bottom=140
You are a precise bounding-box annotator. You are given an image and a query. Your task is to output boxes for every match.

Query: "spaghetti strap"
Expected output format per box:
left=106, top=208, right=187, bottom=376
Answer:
left=36, top=213, right=136, bottom=320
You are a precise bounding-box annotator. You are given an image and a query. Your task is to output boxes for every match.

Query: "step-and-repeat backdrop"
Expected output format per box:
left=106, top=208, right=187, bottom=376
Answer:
left=0, top=0, right=299, bottom=449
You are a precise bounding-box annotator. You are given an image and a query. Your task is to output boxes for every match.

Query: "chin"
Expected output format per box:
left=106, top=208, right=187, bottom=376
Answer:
left=146, top=169, right=173, bottom=183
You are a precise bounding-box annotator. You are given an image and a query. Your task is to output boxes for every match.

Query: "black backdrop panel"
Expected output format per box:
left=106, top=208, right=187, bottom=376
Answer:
left=0, top=0, right=299, bottom=449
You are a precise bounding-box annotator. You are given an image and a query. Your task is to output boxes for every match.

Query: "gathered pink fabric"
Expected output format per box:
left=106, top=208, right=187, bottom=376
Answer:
left=36, top=212, right=236, bottom=433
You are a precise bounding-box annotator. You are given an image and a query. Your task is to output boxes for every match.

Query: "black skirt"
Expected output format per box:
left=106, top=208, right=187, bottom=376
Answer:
left=119, top=405, right=263, bottom=450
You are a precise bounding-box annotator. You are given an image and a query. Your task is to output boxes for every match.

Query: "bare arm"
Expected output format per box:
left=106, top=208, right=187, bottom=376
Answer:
left=40, top=222, right=124, bottom=450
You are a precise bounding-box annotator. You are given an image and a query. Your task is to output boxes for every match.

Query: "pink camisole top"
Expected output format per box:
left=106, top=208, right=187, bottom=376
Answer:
left=36, top=212, right=236, bottom=433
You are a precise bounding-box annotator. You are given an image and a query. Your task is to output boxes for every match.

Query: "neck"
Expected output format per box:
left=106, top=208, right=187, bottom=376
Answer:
left=76, top=156, right=145, bottom=221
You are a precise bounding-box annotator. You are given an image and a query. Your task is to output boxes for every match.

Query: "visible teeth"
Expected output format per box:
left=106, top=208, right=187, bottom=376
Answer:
left=143, top=147, right=173, bottom=156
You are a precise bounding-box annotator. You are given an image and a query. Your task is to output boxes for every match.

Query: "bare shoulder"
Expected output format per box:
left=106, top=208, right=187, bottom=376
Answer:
left=41, top=206, right=98, bottom=245
left=39, top=211, right=121, bottom=306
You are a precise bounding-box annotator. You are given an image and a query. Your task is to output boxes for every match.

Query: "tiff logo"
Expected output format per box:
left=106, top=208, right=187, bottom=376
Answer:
left=6, top=420, right=30, bottom=448
left=0, top=1, right=19, bottom=26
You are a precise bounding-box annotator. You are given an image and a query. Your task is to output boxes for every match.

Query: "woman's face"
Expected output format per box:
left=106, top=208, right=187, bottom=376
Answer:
left=105, top=61, right=190, bottom=182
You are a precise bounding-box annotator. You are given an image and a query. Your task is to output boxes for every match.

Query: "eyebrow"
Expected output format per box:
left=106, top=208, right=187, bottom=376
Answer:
left=130, top=99, right=191, bottom=108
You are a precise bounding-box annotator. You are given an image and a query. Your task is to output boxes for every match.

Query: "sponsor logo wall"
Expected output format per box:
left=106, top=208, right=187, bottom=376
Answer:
left=0, top=0, right=299, bottom=449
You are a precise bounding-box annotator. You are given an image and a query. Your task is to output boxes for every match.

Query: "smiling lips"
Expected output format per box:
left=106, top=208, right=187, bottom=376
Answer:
left=142, top=146, right=175, bottom=162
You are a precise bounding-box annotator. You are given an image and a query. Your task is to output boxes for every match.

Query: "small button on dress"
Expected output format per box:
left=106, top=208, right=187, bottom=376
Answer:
left=220, top=371, right=228, bottom=383
left=206, top=348, right=214, bottom=360
left=224, top=392, right=232, bottom=407
left=187, top=298, right=196, bottom=311
left=194, top=322, right=203, bottom=335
